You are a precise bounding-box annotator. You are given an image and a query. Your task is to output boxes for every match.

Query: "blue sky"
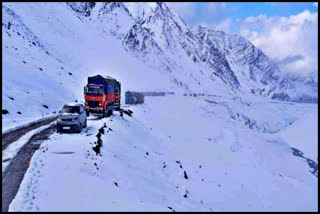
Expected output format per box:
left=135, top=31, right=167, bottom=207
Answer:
left=167, top=2, right=318, bottom=32
left=167, top=2, right=318, bottom=79
left=226, top=2, right=318, bottom=19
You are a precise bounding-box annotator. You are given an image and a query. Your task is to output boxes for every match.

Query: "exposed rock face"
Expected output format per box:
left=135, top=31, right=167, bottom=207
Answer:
left=66, top=2, right=96, bottom=17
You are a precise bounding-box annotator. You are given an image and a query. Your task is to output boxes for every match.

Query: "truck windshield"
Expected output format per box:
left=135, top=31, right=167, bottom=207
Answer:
left=62, top=106, right=80, bottom=114
left=86, top=86, right=103, bottom=95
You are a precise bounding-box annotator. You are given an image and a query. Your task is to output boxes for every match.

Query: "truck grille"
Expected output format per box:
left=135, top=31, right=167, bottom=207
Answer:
left=88, top=100, right=100, bottom=108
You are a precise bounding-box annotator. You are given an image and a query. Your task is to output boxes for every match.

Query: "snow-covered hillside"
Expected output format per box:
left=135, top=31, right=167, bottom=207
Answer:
left=2, top=2, right=318, bottom=211
left=8, top=96, right=317, bottom=211
left=281, top=111, right=318, bottom=161
left=2, top=2, right=174, bottom=131
left=2, top=2, right=318, bottom=131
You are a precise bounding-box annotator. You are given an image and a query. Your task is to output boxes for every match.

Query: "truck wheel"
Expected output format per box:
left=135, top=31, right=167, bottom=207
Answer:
left=102, top=108, right=106, bottom=117
left=107, top=109, right=113, bottom=117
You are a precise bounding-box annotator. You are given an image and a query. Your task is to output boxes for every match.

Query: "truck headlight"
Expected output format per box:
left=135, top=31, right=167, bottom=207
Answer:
left=99, top=102, right=102, bottom=106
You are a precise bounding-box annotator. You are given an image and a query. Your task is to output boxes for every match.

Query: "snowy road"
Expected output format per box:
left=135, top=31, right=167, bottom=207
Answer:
left=2, top=116, right=57, bottom=151
left=2, top=123, right=56, bottom=212
left=2, top=113, right=126, bottom=212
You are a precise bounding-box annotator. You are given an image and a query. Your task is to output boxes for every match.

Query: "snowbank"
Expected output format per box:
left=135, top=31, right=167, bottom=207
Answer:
left=281, top=111, right=318, bottom=161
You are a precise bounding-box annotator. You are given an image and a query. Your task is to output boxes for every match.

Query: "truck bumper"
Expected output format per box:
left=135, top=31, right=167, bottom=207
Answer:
left=85, top=106, right=103, bottom=113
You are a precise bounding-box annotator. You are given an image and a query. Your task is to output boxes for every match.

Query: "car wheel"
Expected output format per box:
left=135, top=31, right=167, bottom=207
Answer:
left=56, top=125, right=61, bottom=133
left=77, top=125, right=82, bottom=133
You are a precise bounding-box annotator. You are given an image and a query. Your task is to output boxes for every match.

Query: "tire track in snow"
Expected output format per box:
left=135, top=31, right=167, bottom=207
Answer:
left=2, top=123, right=56, bottom=212
left=2, top=122, right=56, bottom=174
left=2, top=116, right=57, bottom=151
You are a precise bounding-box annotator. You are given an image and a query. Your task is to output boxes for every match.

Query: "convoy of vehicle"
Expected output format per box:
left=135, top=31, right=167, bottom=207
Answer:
left=55, top=75, right=176, bottom=133
left=57, top=75, right=121, bottom=133
left=56, top=76, right=164, bottom=133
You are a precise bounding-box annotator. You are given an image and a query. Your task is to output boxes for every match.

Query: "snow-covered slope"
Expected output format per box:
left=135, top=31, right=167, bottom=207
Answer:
left=2, top=2, right=317, bottom=131
left=9, top=96, right=317, bottom=211
left=2, top=2, right=173, bottom=131
left=281, top=111, right=318, bottom=161
left=2, top=2, right=317, bottom=211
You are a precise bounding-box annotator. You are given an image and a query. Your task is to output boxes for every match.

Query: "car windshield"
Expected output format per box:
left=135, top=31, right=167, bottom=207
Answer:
left=86, top=86, right=103, bottom=95
left=62, top=106, right=80, bottom=114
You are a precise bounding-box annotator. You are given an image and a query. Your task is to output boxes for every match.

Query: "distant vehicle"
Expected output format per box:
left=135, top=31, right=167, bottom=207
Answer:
left=57, top=103, right=87, bottom=133
left=140, top=92, right=165, bottom=96
left=84, top=75, right=121, bottom=117
left=125, top=91, right=144, bottom=104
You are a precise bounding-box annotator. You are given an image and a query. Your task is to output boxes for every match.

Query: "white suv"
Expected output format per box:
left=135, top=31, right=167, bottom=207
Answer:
left=57, top=103, right=87, bottom=133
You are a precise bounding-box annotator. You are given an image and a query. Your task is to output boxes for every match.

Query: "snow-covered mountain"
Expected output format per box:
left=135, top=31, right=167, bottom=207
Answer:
left=2, top=3, right=317, bottom=211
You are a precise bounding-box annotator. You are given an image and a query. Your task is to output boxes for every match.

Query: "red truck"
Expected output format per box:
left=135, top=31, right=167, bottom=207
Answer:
left=84, top=75, right=121, bottom=117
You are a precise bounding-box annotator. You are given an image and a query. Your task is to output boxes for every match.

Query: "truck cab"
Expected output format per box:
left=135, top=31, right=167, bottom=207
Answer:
left=84, top=84, right=105, bottom=116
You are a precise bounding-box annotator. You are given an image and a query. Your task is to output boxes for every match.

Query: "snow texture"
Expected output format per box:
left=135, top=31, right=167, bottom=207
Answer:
left=2, top=2, right=318, bottom=212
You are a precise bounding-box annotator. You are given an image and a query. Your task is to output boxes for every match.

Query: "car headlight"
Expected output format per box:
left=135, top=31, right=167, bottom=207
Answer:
left=72, top=117, right=78, bottom=122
